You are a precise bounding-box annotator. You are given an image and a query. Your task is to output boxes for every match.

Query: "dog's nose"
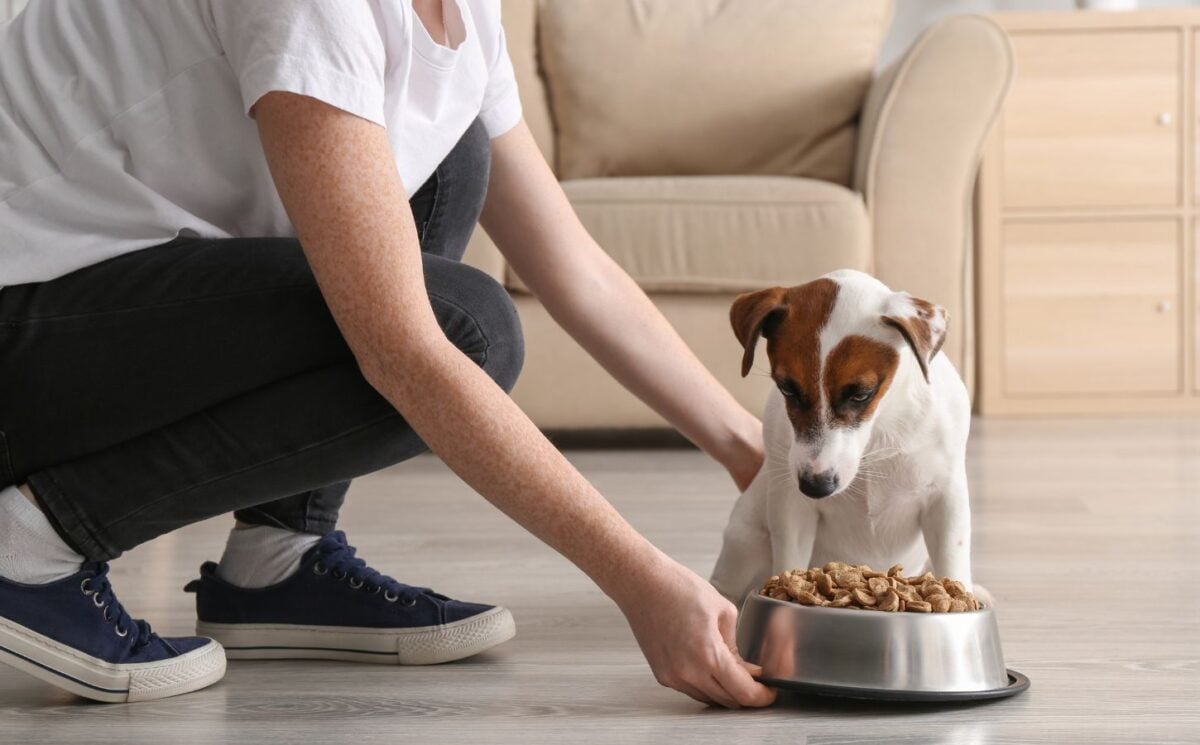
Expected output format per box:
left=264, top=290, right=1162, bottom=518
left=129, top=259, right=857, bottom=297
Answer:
left=798, top=471, right=839, bottom=498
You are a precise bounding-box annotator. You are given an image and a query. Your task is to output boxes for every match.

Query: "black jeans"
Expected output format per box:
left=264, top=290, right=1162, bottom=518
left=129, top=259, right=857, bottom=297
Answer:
left=0, top=119, right=523, bottom=562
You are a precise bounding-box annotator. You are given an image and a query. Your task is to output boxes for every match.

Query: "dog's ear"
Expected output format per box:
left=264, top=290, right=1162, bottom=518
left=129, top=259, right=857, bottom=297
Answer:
left=881, top=294, right=948, bottom=383
left=730, top=287, right=788, bottom=377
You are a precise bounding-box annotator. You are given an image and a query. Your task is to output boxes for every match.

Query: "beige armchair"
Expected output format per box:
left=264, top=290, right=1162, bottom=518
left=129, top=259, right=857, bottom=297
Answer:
left=465, top=0, right=1013, bottom=429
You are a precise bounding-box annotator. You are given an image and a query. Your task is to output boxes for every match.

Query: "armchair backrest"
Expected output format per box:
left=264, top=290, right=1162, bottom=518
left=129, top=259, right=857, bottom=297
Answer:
left=500, top=0, right=893, bottom=183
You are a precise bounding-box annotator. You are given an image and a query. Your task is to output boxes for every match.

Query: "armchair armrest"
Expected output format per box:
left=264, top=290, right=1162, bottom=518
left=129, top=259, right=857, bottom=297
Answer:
left=853, top=15, right=1013, bottom=394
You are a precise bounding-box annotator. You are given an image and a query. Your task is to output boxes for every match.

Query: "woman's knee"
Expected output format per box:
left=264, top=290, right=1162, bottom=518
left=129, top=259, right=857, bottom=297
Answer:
left=426, top=259, right=524, bottom=393
left=481, top=287, right=524, bottom=394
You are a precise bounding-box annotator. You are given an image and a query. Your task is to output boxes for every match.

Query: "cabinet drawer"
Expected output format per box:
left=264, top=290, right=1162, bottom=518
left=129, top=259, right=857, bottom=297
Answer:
left=1003, top=30, right=1180, bottom=209
left=1002, top=220, right=1180, bottom=396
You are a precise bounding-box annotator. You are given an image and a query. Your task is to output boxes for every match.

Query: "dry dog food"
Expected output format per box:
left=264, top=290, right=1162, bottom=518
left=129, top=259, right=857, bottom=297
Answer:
left=761, top=562, right=981, bottom=613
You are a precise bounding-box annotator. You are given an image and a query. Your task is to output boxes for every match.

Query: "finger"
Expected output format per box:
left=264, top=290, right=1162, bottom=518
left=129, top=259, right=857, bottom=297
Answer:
left=710, top=597, right=776, bottom=706
left=715, top=600, right=743, bottom=651
left=713, top=645, right=778, bottom=708
left=739, top=659, right=764, bottom=678
left=723, top=631, right=764, bottom=679
left=718, top=603, right=778, bottom=688
left=701, top=676, right=740, bottom=710
left=674, top=680, right=716, bottom=707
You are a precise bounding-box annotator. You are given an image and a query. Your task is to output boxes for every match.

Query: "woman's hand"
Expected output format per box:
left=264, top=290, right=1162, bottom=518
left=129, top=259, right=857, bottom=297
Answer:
left=614, top=555, right=777, bottom=708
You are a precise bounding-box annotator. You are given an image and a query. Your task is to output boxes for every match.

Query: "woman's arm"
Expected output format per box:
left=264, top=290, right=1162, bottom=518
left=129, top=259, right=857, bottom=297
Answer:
left=252, top=92, right=773, bottom=708
left=480, top=122, right=763, bottom=491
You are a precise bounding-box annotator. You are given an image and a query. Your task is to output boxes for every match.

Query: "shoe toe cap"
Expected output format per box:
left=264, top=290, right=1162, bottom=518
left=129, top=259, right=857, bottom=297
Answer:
left=163, top=635, right=218, bottom=656
left=442, top=600, right=495, bottom=624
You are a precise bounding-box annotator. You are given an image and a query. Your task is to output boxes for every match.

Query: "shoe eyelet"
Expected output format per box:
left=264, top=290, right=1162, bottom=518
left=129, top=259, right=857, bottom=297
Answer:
left=370, top=586, right=381, bottom=594
left=312, top=563, right=329, bottom=576
left=400, top=596, right=417, bottom=608
left=92, top=594, right=105, bottom=608
left=384, top=591, right=399, bottom=603
left=348, top=578, right=363, bottom=589
left=114, top=626, right=128, bottom=638
left=80, top=579, right=93, bottom=595
left=102, top=607, right=111, bottom=621
left=332, top=570, right=346, bottom=581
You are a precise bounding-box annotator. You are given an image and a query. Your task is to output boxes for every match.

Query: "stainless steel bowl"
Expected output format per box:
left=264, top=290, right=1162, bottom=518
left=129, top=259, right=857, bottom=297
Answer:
left=737, top=592, right=1028, bottom=700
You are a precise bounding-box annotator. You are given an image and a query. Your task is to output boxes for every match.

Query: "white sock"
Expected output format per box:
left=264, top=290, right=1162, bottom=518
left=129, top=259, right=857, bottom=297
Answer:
left=215, top=523, right=322, bottom=589
left=0, top=484, right=85, bottom=584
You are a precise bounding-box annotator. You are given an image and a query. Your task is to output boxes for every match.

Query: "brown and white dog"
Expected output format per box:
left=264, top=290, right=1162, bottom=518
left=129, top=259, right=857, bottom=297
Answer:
left=710, top=269, right=983, bottom=605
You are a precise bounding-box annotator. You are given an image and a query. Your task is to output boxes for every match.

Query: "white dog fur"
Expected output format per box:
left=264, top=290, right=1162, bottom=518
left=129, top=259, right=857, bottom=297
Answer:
left=710, top=270, right=982, bottom=605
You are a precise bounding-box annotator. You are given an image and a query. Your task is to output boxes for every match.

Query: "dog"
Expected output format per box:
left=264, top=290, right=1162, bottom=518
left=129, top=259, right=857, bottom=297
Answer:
left=710, top=269, right=986, bottom=606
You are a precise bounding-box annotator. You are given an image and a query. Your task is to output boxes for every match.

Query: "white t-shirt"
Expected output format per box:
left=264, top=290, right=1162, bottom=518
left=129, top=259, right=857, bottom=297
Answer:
left=0, top=0, right=522, bottom=286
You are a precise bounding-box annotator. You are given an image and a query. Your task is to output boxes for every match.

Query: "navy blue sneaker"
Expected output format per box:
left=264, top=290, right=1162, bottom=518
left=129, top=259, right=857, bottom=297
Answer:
left=186, top=531, right=515, bottom=665
left=0, top=562, right=225, bottom=702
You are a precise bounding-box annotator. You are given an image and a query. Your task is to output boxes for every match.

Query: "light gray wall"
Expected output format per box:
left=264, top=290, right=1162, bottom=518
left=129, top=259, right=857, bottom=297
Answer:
left=882, top=0, right=1198, bottom=65
left=3, top=1, right=1200, bottom=55
left=2, top=0, right=25, bottom=22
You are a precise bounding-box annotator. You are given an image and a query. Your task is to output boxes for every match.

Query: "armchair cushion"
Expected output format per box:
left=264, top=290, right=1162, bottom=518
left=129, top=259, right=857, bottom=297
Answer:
left=504, top=176, right=871, bottom=294
left=538, top=0, right=893, bottom=185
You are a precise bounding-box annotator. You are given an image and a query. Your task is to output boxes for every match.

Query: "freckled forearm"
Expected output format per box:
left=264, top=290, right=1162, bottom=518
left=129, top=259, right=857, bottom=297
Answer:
left=369, top=341, right=671, bottom=600
left=253, top=93, right=668, bottom=602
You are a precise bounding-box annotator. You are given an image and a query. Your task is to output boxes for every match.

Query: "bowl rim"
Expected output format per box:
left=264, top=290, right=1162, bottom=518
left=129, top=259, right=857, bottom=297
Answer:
left=759, top=669, right=1031, bottom=701
left=745, top=590, right=994, bottom=617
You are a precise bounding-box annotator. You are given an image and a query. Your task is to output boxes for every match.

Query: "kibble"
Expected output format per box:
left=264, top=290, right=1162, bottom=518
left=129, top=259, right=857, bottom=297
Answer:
left=760, top=563, right=981, bottom=613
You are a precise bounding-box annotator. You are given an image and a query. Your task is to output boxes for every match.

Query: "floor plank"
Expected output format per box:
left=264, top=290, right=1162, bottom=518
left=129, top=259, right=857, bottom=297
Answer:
left=1, top=417, right=1197, bottom=744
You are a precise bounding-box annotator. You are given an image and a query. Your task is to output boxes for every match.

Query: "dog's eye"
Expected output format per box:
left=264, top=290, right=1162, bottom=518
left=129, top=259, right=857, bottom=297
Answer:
left=846, top=388, right=876, bottom=404
left=777, top=380, right=810, bottom=408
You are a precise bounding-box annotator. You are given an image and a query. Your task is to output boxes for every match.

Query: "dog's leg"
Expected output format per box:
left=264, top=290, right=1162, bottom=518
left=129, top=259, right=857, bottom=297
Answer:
left=920, top=470, right=974, bottom=590
left=767, top=486, right=818, bottom=578
left=710, top=465, right=773, bottom=605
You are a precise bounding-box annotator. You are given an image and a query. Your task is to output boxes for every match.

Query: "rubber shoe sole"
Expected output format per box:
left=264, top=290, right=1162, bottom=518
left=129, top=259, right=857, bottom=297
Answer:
left=0, top=615, right=226, bottom=703
left=197, top=605, right=515, bottom=665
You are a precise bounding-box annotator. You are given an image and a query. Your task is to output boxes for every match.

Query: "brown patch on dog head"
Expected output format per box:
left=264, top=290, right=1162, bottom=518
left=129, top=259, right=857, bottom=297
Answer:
left=823, top=336, right=899, bottom=427
left=882, top=296, right=948, bottom=382
left=730, top=279, right=840, bottom=438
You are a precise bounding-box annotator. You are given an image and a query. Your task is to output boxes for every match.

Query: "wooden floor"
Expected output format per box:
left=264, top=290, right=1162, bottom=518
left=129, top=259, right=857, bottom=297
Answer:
left=1, top=417, right=1197, bottom=744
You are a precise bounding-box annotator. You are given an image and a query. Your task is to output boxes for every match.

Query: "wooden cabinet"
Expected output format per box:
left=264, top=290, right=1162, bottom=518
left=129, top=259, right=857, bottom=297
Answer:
left=1001, top=220, right=1180, bottom=396
left=978, top=10, right=1200, bottom=415
left=1004, top=30, right=1181, bottom=210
